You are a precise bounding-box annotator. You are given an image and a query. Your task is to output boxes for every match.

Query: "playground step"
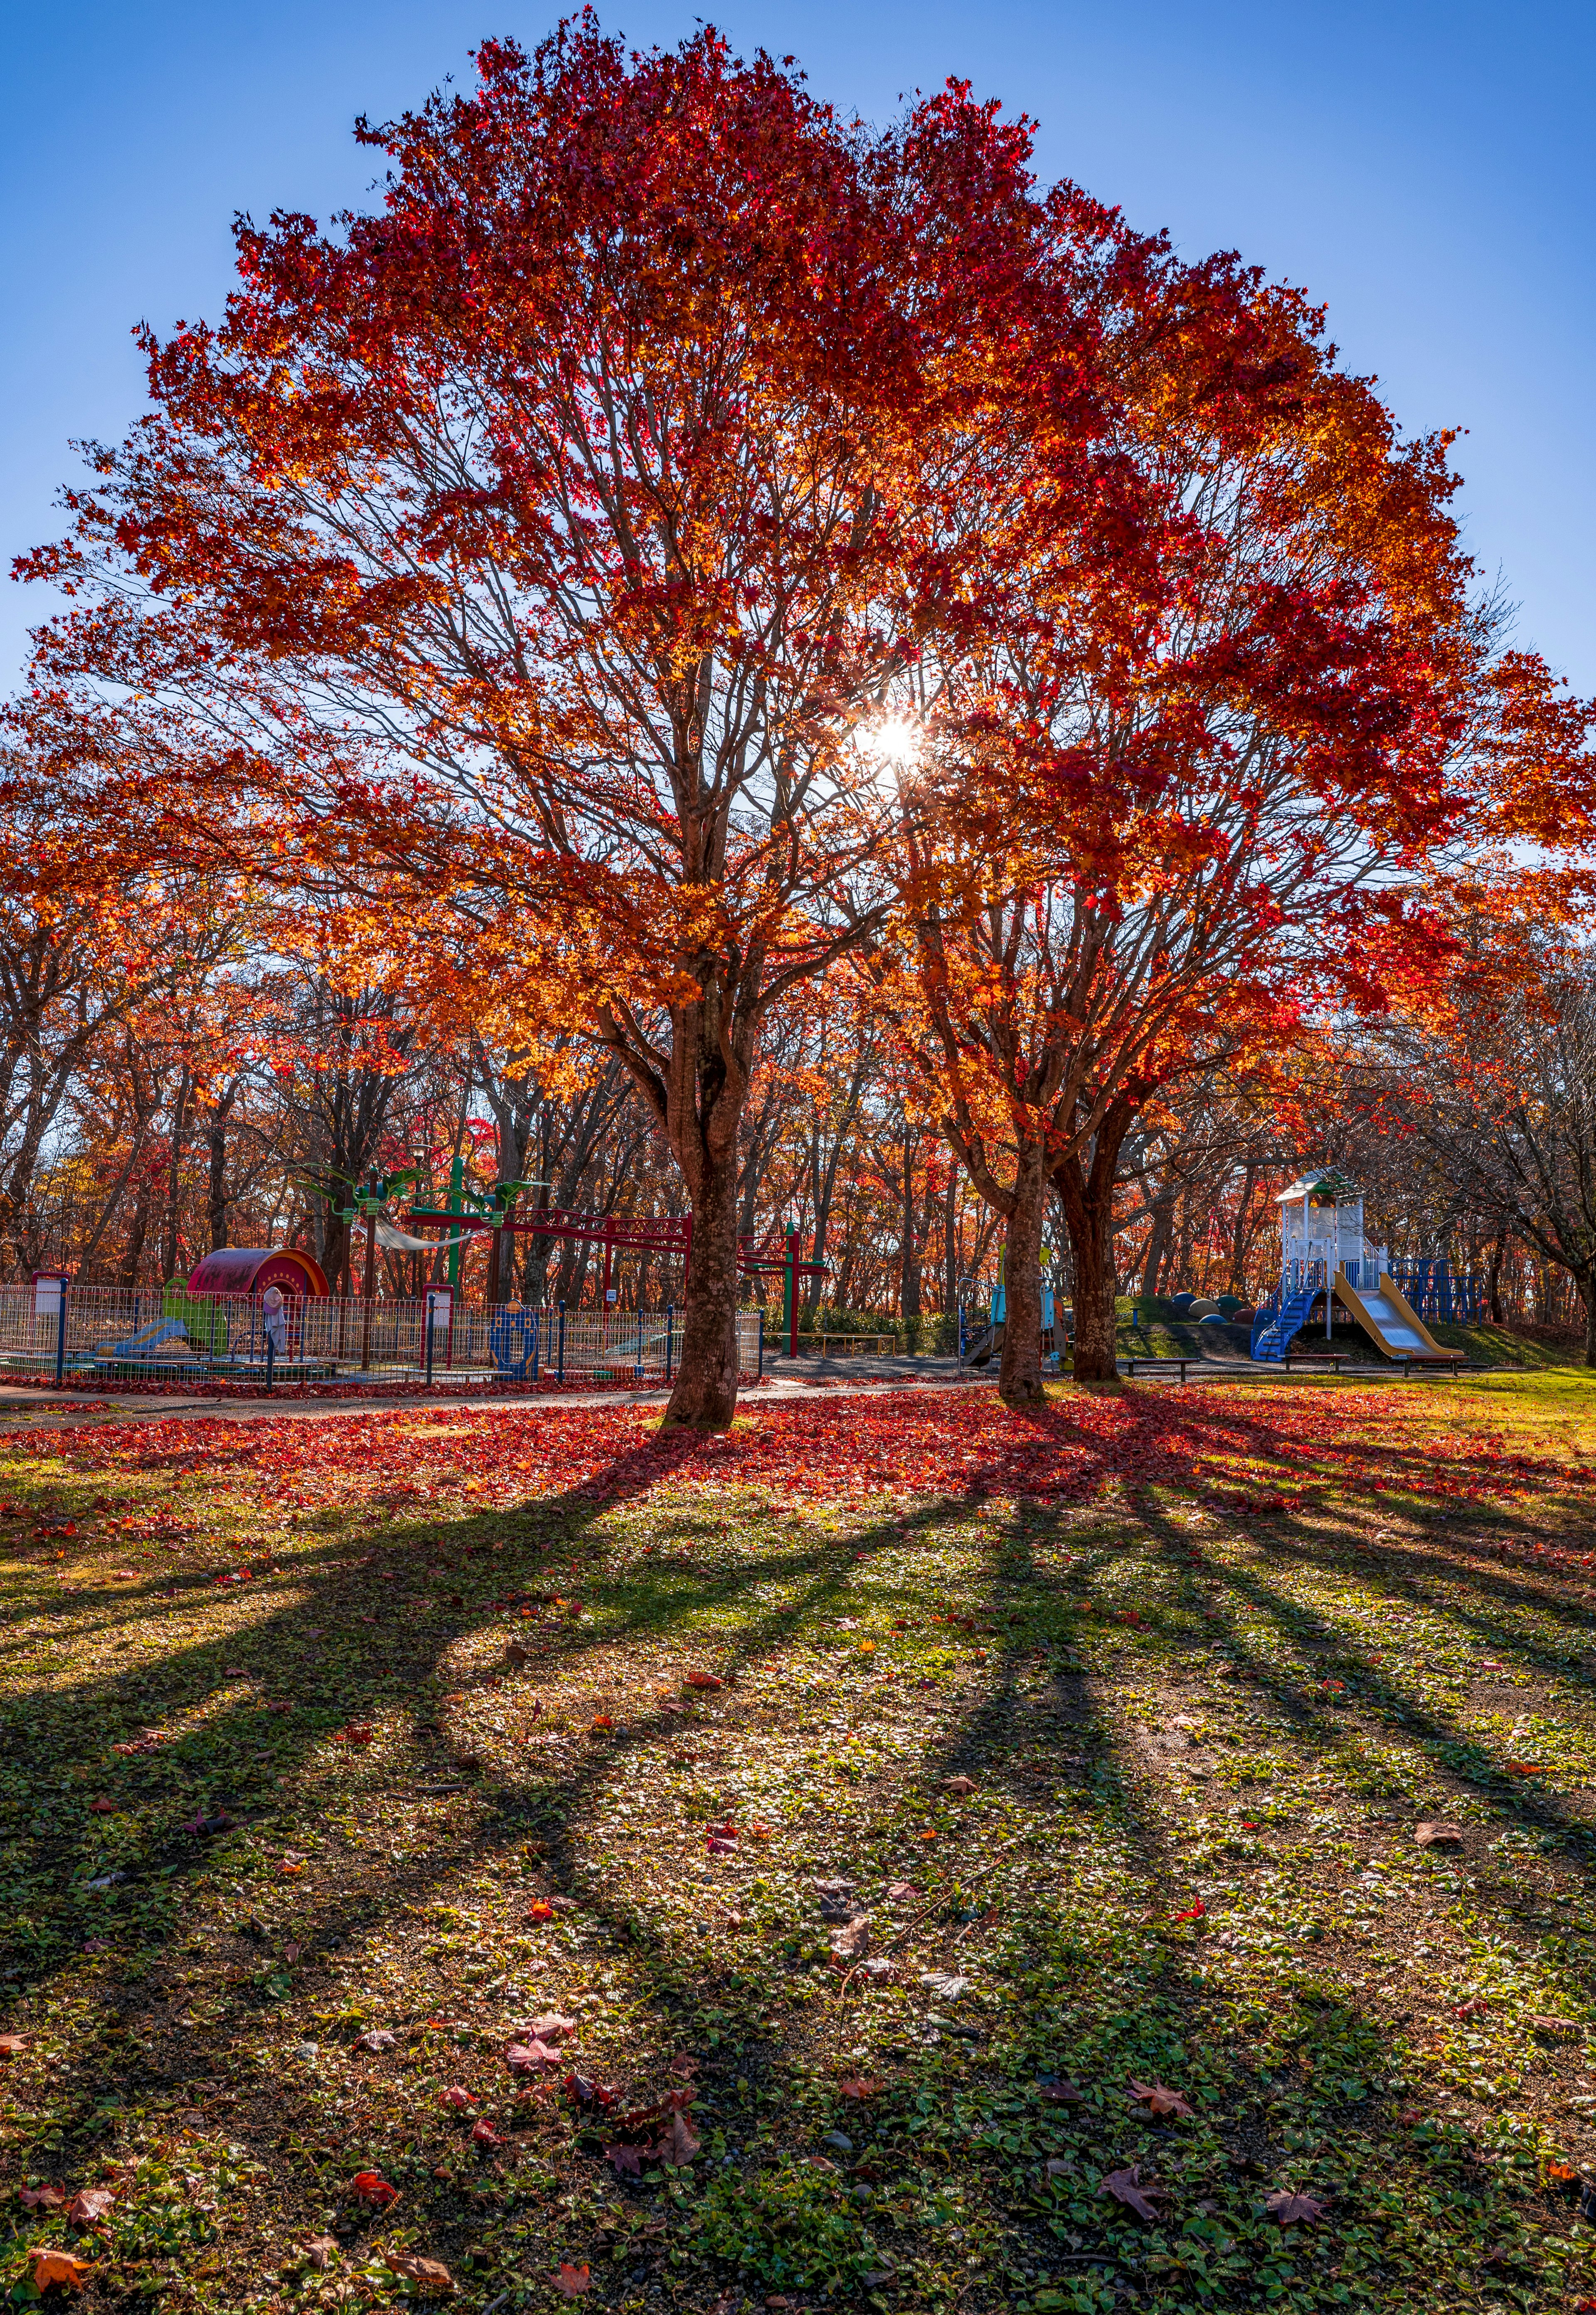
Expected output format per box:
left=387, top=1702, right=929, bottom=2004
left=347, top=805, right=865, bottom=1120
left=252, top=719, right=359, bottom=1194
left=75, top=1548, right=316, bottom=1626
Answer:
left=1251, top=1287, right=1321, bottom=1363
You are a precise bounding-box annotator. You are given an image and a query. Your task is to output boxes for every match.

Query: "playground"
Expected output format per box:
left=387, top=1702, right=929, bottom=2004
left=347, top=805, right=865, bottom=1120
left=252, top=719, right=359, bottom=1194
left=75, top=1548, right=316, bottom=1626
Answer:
left=4, top=1363, right=1596, bottom=2315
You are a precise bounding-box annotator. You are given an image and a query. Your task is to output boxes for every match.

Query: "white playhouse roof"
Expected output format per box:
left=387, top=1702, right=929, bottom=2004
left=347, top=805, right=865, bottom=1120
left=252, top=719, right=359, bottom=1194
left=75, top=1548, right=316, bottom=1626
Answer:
left=1274, top=1169, right=1362, bottom=1206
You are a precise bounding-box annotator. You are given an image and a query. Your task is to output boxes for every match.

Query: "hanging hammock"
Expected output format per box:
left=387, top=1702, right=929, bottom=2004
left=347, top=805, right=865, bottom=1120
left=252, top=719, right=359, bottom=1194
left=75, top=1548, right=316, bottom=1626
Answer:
left=373, top=1213, right=476, bottom=1255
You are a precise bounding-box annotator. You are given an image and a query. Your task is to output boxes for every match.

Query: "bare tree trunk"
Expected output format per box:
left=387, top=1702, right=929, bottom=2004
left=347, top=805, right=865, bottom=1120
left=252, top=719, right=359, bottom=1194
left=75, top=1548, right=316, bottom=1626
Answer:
left=1054, top=1102, right=1136, bottom=1385
left=1487, top=1225, right=1508, bottom=1325
left=900, top=1132, right=921, bottom=1324
left=206, top=1081, right=239, bottom=1251
left=161, top=1068, right=194, bottom=1282
left=120, top=1179, right=152, bottom=1288
left=996, top=1143, right=1049, bottom=1408
left=943, top=1168, right=959, bottom=1314
left=1228, top=1160, right=1258, bottom=1293
left=1142, top=1188, right=1175, bottom=1298
left=664, top=1146, right=742, bottom=1427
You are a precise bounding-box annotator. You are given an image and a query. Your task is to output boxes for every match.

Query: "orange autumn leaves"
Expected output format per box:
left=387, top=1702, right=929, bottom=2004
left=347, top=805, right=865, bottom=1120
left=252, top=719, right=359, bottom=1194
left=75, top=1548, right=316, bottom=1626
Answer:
left=30, top=1386, right=1577, bottom=1521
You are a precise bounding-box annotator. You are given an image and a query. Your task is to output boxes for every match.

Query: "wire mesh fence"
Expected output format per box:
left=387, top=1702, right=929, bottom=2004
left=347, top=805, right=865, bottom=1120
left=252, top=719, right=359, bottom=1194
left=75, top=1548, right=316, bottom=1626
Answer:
left=0, top=1282, right=764, bottom=1391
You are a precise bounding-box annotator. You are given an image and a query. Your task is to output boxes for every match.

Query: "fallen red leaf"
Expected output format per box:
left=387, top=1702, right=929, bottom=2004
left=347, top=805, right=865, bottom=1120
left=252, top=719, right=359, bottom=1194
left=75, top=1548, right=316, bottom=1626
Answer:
left=506, top=2040, right=562, bottom=2071
left=382, top=2252, right=455, bottom=2295
left=66, top=2189, right=115, bottom=2225
left=1128, top=2080, right=1193, bottom=2119
left=838, top=2077, right=884, bottom=2100
left=655, top=2108, right=701, bottom=2167
left=350, top=2170, right=400, bottom=2208
left=29, top=2251, right=91, bottom=2291
left=19, top=2185, right=66, bottom=2209
left=553, top=2264, right=591, bottom=2297
left=1099, top=2164, right=1165, bottom=2221
left=1265, top=2189, right=1328, bottom=2224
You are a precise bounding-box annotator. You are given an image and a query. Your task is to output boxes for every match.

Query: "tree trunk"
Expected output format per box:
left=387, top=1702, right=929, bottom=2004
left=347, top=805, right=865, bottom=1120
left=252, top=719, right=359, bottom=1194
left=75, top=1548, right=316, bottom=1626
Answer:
left=1584, top=1272, right=1596, bottom=1369
left=662, top=1147, right=742, bottom=1428
left=1487, top=1226, right=1508, bottom=1325
left=1142, top=1189, right=1175, bottom=1298
left=206, top=1082, right=239, bottom=1252
left=996, top=1143, right=1049, bottom=1408
left=900, top=1134, right=921, bottom=1324
left=162, top=1069, right=193, bottom=1282
left=1228, top=1161, right=1258, bottom=1293
left=1055, top=1101, right=1136, bottom=1384
left=943, top=1169, right=960, bottom=1314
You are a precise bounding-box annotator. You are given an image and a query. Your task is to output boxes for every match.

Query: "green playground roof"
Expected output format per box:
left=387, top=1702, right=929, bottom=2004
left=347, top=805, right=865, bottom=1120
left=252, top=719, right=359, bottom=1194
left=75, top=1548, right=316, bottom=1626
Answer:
left=1275, top=1168, right=1362, bottom=1206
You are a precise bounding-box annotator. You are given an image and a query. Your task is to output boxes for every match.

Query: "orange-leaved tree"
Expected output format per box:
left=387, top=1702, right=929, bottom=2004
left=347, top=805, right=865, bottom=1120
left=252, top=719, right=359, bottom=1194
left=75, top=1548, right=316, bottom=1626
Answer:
left=863, top=234, right=1596, bottom=1393
left=18, top=22, right=1059, bottom=1427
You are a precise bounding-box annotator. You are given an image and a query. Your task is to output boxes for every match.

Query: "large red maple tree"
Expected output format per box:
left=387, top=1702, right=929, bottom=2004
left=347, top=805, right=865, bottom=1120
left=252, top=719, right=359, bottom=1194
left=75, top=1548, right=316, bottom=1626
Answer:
left=862, top=243, right=1596, bottom=1394
left=20, top=24, right=1056, bottom=1426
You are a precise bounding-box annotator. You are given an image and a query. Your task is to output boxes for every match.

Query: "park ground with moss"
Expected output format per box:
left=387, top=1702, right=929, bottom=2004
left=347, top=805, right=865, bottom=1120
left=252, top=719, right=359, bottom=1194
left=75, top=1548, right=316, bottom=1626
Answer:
left=4, top=1368, right=1596, bottom=2315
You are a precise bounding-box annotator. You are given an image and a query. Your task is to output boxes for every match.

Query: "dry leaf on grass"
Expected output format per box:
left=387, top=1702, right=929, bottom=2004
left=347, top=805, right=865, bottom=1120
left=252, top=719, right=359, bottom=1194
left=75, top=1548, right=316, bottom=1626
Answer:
left=298, top=2237, right=339, bottom=2271
left=1414, top=1822, right=1463, bottom=1849
left=350, top=2170, right=400, bottom=2208
left=1128, top=2080, right=1194, bottom=2120
left=506, top=2039, right=563, bottom=2071
left=529, top=2013, right=578, bottom=2043
left=1099, top=2164, right=1166, bottom=2221
left=356, top=2029, right=397, bottom=2052
left=0, top=2035, right=27, bottom=2058
left=383, top=2252, right=456, bottom=2294
left=943, top=1775, right=978, bottom=1796
left=830, top=1915, right=871, bottom=1958
left=838, top=2077, right=884, bottom=2101
left=66, top=2189, right=115, bottom=2225
left=655, top=2109, right=701, bottom=2167
left=1265, top=2189, right=1328, bottom=2224
left=553, top=2263, right=592, bottom=2297
left=30, top=2251, right=91, bottom=2291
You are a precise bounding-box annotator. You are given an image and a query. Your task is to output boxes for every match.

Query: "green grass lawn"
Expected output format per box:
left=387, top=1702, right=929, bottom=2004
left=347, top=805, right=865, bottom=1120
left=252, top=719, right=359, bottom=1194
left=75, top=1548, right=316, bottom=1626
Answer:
left=3, top=1378, right=1596, bottom=2315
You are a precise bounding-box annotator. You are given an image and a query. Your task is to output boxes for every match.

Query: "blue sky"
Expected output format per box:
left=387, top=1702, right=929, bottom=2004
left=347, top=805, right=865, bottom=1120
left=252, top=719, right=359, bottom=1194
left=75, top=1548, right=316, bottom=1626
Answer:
left=3, top=0, right=1590, bottom=691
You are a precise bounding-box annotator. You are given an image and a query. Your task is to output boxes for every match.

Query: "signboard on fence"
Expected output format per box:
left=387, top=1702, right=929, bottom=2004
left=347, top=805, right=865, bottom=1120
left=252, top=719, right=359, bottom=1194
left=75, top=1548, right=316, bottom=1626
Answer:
left=32, top=1272, right=66, bottom=1321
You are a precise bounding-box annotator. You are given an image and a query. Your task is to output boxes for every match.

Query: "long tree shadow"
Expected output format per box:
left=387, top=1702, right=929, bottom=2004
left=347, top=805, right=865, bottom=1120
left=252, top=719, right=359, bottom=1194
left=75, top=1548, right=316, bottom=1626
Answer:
left=5, top=1390, right=1596, bottom=2310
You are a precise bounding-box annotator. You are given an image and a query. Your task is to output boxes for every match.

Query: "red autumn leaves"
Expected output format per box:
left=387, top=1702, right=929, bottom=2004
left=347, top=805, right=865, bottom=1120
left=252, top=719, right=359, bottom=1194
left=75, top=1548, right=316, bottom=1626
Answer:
left=27, top=1385, right=1563, bottom=1520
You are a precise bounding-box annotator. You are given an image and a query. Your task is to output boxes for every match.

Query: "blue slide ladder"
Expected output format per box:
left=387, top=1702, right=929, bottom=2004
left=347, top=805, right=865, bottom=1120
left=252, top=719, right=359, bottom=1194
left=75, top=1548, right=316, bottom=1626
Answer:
left=1251, top=1261, right=1326, bottom=1362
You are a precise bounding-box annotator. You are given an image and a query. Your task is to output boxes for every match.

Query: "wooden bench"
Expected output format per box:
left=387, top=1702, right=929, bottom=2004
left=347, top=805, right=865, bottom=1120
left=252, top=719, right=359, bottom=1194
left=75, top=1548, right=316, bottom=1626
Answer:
left=1121, top=1355, right=1202, bottom=1381
left=1283, top=1352, right=1347, bottom=1374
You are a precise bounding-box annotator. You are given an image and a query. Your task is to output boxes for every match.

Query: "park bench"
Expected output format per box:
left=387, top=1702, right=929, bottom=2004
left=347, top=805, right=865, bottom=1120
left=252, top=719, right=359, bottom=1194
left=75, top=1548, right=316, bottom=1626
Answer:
left=1121, top=1355, right=1210, bottom=1382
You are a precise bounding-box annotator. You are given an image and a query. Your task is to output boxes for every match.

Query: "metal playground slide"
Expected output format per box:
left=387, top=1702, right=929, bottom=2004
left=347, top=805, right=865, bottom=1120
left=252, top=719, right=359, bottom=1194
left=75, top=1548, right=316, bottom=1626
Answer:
left=1332, top=1270, right=1464, bottom=1366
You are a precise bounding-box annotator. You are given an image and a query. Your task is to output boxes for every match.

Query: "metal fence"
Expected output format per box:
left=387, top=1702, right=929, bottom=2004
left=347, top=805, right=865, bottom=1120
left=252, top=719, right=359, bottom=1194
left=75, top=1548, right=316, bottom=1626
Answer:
left=0, top=1283, right=764, bottom=1391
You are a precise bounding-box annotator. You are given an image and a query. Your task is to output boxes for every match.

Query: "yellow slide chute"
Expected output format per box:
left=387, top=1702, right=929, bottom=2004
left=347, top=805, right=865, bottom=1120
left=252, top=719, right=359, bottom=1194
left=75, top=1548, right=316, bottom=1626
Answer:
left=1332, top=1270, right=1464, bottom=1366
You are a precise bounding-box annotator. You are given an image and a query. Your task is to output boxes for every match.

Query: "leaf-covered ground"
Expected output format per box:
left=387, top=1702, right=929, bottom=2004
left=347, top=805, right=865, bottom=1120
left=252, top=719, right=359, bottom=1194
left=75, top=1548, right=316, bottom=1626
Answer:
left=5, top=1374, right=1596, bottom=2315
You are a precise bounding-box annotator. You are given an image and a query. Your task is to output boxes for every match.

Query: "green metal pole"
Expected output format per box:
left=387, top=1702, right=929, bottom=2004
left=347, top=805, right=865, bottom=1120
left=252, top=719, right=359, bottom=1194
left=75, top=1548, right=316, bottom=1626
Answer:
left=446, top=1151, right=465, bottom=1292
left=783, top=1226, right=796, bottom=1358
